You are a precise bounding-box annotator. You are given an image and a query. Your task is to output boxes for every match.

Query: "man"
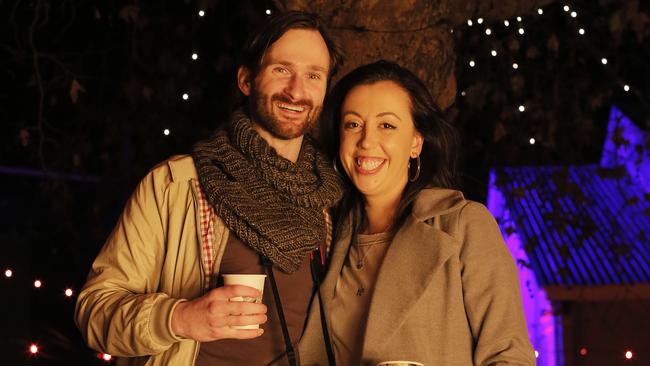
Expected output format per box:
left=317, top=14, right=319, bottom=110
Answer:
left=75, top=11, right=344, bottom=366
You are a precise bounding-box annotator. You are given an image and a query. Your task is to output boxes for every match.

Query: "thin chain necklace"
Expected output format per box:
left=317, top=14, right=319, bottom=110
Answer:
left=353, top=234, right=391, bottom=270
left=353, top=234, right=389, bottom=297
left=355, top=243, right=378, bottom=270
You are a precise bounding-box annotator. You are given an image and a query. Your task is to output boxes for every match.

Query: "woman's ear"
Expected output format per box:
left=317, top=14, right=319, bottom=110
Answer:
left=411, top=132, right=424, bottom=157
left=237, top=66, right=252, bottom=96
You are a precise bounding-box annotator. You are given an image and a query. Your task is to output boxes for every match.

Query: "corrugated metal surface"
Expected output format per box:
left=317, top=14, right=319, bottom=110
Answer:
left=496, top=164, right=650, bottom=286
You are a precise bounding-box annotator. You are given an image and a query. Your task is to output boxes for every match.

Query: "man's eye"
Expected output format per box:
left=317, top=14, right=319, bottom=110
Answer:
left=308, top=73, right=322, bottom=80
left=275, top=67, right=289, bottom=74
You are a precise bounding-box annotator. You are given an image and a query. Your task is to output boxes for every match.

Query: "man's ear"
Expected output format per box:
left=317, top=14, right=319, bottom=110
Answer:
left=237, top=66, right=252, bottom=96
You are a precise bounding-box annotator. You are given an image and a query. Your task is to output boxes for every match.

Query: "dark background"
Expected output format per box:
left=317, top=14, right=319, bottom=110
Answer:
left=1, top=0, right=648, bottom=364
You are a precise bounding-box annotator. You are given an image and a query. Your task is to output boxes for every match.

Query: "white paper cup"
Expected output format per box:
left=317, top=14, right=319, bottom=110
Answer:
left=376, top=361, right=424, bottom=366
left=221, top=274, right=266, bottom=329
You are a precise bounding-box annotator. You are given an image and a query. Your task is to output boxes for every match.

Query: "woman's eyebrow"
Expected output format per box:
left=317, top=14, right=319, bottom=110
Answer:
left=341, top=111, right=363, bottom=118
left=376, top=112, right=402, bottom=121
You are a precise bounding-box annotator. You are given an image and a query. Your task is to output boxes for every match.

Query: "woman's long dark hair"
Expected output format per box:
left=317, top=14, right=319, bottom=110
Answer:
left=323, top=60, right=458, bottom=238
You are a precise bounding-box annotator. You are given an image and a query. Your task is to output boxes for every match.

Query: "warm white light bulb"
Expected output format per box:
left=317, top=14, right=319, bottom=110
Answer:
left=4, top=269, right=11, bottom=278
left=485, top=28, right=492, bottom=35
left=529, top=138, right=536, bottom=145
left=578, top=28, right=585, bottom=35
left=477, top=18, right=484, bottom=24
left=469, top=60, right=476, bottom=67
left=518, top=28, right=525, bottom=35
left=517, top=16, right=522, bottom=22
left=198, top=10, right=205, bottom=17
left=182, top=93, right=189, bottom=100
left=538, top=8, right=544, bottom=15
left=191, top=53, right=198, bottom=60
left=625, top=351, right=633, bottom=360
left=491, top=50, right=497, bottom=56
left=103, top=353, right=113, bottom=361
left=265, top=9, right=271, bottom=15
left=512, top=63, right=519, bottom=69
left=571, top=11, right=577, bottom=18
left=467, top=19, right=473, bottom=26
left=624, top=84, right=630, bottom=92
left=163, top=129, right=170, bottom=136
left=30, top=344, right=38, bottom=354
left=563, top=5, right=570, bottom=12
left=601, top=58, right=608, bottom=65
left=461, top=91, right=466, bottom=96
left=504, top=20, right=510, bottom=27
left=518, top=105, right=525, bottom=112
left=34, top=280, right=42, bottom=288
left=65, top=288, right=74, bottom=297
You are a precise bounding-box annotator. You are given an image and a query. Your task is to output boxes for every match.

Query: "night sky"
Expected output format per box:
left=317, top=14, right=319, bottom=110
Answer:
left=1, top=0, right=649, bottom=365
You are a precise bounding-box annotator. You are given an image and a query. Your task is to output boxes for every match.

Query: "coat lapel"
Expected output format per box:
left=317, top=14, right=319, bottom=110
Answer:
left=319, top=219, right=352, bottom=324
left=362, top=216, right=458, bottom=357
left=318, top=188, right=466, bottom=359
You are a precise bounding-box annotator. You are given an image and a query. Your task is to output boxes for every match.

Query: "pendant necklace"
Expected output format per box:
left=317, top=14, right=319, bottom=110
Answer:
left=354, top=244, right=376, bottom=296
left=355, top=243, right=378, bottom=270
left=353, top=232, right=391, bottom=296
left=354, top=232, right=390, bottom=269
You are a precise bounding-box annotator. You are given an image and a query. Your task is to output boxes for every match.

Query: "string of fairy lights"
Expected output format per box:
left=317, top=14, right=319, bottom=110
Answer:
left=456, top=2, right=644, bottom=363
left=3, top=267, right=113, bottom=361
left=3, top=1, right=645, bottom=364
left=456, top=2, right=642, bottom=151
left=165, top=5, right=276, bottom=139
left=1, top=4, right=277, bottom=363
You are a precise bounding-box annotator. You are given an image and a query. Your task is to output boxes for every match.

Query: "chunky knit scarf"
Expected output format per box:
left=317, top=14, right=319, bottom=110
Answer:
left=192, top=110, right=344, bottom=273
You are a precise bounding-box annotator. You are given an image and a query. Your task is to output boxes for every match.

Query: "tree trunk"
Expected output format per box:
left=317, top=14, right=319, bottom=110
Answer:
left=273, top=0, right=555, bottom=110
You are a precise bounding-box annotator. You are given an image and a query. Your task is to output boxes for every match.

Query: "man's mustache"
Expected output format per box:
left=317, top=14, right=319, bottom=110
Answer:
left=271, top=93, right=313, bottom=109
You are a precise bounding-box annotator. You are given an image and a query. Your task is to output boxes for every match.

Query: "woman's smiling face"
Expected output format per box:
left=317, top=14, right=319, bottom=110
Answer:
left=339, top=80, right=423, bottom=201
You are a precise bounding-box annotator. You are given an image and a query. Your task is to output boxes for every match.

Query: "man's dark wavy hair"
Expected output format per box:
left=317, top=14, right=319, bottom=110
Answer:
left=239, top=11, right=344, bottom=84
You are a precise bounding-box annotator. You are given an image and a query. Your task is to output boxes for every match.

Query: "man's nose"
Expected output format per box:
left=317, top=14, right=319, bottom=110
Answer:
left=284, top=74, right=305, bottom=101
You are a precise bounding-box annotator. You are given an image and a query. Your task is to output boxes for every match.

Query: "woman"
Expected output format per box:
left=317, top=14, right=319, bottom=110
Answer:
left=299, top=61, right=535, bottom=366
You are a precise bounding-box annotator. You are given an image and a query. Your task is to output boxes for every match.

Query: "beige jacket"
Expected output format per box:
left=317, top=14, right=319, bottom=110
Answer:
left=299, top=189, right=536, bottom=366
left=75, top=155, right=230, bottom=365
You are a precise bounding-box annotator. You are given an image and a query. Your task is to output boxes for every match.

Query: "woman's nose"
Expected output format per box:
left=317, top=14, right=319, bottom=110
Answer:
left=358, top=127, right=377, bottom=149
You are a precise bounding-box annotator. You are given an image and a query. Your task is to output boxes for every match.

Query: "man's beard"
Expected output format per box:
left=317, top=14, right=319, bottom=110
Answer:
left=249, top=87, right=321, bottom=140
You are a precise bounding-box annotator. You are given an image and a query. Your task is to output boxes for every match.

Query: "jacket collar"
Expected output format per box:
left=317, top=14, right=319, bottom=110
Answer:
left=410, top=188, right=466, bottom=221
left=321, top=188, right=466, bottom=356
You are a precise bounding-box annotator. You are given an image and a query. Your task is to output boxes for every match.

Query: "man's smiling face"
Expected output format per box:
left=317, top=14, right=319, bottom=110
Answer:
left=241, top=28, right=331, bottom=140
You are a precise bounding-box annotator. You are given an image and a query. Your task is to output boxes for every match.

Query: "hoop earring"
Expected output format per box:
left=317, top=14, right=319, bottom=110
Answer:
left=332, top=157, right=342, bottom=176
left=408, top=155, right=421, bottom=182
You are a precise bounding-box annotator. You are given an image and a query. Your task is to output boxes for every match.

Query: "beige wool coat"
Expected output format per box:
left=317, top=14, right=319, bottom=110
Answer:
left=298, top=189, right=536, bottom=366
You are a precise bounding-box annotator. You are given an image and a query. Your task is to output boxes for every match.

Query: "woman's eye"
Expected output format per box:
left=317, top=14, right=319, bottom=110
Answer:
left=380, top=122, right=396, bottom=129
left=343, top=121, right=360, bottom=129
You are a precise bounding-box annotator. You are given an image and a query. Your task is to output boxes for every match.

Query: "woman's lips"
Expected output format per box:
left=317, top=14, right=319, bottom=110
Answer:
left=355, top=156, right=386, bottom=174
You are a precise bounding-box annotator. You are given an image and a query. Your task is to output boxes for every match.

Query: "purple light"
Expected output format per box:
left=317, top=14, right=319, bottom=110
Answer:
left=486, top=106, right=650, bottom=366
left=600, top=105, right=650, bottom=192
left=488, top=171, right=559, bottom=366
